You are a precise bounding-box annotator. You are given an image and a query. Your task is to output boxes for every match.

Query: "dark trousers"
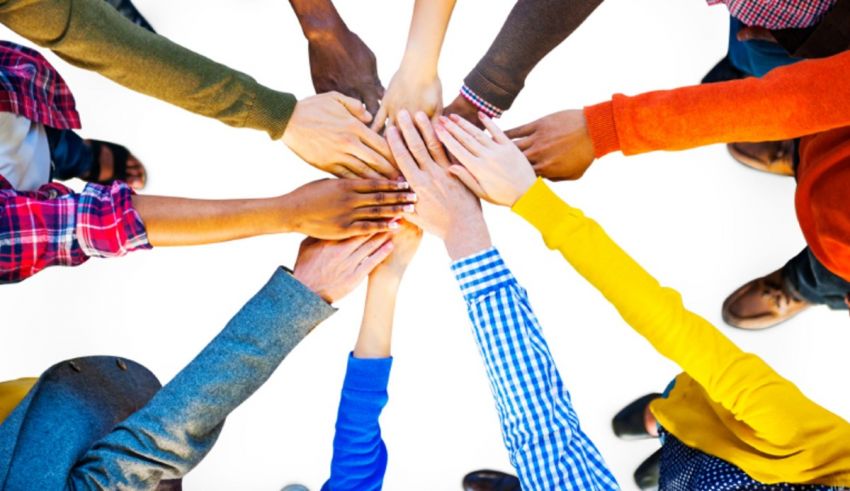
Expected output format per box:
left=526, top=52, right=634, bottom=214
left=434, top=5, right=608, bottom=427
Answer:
left=45, top=127, right=93, bottom=181
left=784, top=248, right=850, bottom=309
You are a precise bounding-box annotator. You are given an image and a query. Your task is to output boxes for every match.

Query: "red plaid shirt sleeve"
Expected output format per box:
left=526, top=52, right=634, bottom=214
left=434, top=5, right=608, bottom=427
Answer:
left=0, top=176, right=150, bottom=284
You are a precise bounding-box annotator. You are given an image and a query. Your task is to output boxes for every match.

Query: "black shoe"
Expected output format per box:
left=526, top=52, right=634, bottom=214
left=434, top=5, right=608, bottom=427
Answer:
left=701, top=55, right=746, bottom=84
left=462, top=469, right=521, bottom=491
left=612, top=393, right=662, bottom=440
left=635, top=449, right=662, bottom=491
left=103, top=0, right=156, bottom=33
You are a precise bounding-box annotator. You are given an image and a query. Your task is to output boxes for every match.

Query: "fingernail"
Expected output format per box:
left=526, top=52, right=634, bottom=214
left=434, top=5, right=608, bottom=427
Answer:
left=388, top=221, right=400, bottom=230
left=439, top=115, right=449, bottom=122
left=450, top=114, right=460, bottom=121
left=403, top=204, right=415, bottom=213
left=408, top=192, right=418, bottom=202
left=397, top=181, right=410, bottom=190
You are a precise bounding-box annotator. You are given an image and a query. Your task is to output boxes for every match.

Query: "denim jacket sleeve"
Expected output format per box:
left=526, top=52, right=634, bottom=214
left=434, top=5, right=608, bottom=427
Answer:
left=67, top=267, right=336, bottom=489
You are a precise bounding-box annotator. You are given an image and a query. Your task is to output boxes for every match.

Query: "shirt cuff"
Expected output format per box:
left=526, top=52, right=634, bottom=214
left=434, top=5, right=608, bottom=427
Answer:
left=243, top=86, right=298, bottom=141
left=583, top=100, right=620, bottom=158
left=451, top=247, right=516, bottom=303
left=460, top=85, right=504, bottom=118
left=344, top=353, right=393, bottom=392
left=76, top=181, right=151, bottom=258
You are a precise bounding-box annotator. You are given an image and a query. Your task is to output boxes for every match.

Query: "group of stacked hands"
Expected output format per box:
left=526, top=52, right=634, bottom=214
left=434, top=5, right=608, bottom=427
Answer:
left=0, top=0, right=849, bottom=489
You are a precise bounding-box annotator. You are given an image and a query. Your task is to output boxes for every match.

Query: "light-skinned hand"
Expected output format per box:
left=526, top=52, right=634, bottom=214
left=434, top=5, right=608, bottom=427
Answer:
left=371, top=220, right=422, bottom=281
left=435, top=113, right=535, bottom=207
left=504, top=109, right=595, bottom=182
left=293, top=233, right=395, bottom=303
left=387, top=110, right=491, bottom=260
left=372, top=70, right=442, bottom=132
left=283, top=92, right=399, bottom=179
left=283, top=178, right=416, bottom=239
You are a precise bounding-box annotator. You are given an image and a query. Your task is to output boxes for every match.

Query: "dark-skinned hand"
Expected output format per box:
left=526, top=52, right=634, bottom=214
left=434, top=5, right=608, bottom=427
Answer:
left=443, top=93, right=484, bottom=129
left=505, top=109, right=596, bottom=181
left=308, top=27, right=385, bottom=116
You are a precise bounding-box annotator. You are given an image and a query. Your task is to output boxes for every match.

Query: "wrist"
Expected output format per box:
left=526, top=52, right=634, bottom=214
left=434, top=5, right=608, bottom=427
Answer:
left=398, top=53, right=438, bottom=81
left=444, top=215, right=492, bottom=261
left=293, top=2, right=348, bottom=41
left=272, top=195, right=297, bottom=235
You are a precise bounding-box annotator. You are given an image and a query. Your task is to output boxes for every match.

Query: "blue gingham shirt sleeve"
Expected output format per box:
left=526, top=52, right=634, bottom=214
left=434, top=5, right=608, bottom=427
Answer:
left=451, top=247, right=619, bottom=491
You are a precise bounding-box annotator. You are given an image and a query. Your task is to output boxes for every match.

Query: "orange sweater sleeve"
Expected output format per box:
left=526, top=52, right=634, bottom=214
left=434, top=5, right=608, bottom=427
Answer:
left=583, top=50, right=850, bottom=158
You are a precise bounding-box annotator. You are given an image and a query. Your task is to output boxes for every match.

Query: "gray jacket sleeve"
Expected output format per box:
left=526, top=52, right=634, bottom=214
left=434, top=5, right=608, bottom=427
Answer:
left=463, top=0, right=603, bottom=111
left=67, top=267, right=336, bottom=489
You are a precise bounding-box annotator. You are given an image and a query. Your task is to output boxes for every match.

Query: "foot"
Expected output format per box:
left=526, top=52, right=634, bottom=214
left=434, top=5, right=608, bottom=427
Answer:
left=634, top=449, right=661, bottom=491
left=462, top=469, right=521, bottom=491
left=612, top=393, right=662, bottom=440
left=85, top=140, right=147, bottom=190
left=722, top=268, right=811, bottom=330
left=727, top=140, right=795, bottom=176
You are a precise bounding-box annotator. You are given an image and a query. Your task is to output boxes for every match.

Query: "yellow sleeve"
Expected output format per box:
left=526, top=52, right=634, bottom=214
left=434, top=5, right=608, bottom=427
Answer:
left=0, top=0, right=296, bottom=139
left=0, top=377, right=36, bottom=425
left=512, top=178, right=825, bottom=446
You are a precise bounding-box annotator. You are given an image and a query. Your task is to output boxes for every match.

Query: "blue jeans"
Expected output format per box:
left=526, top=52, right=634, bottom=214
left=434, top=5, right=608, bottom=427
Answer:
left=45, top=127, right=93, bottom=181
left=726, top=18, right=800, bottom=77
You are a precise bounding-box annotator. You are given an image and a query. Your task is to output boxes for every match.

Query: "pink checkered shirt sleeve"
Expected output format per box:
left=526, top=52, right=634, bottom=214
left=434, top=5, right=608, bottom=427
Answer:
left=708, top=0, right=838, bottom=29
left=0, top=177, right=150, bottom=284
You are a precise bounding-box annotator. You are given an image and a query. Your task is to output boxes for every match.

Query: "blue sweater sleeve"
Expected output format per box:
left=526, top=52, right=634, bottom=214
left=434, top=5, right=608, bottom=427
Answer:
left=322, top=353, right=392, bottom=491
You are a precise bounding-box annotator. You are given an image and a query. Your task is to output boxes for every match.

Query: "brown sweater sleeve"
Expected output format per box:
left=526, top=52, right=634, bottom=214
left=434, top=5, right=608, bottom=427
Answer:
left=583, top=49, right=850, bottom=157
left=463, top=0, right=602, bottom=112
left=0, top=0, right=297, bottom=139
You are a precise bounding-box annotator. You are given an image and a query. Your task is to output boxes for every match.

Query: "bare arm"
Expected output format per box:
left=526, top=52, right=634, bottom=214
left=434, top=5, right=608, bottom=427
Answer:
left=133, top=178, right=415, bottom=246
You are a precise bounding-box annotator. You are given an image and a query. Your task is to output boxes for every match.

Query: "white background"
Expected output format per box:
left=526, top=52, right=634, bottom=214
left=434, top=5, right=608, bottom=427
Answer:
left=2, top=1, right=849, bottom=489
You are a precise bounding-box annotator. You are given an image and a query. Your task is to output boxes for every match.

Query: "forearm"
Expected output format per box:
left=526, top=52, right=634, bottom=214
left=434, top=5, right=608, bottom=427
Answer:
left=584, top=50, right=850, bottom=158
left=290, top=0, right=348, bottom=40
left=463, top=0, right=602, bottom=112
left=0, top=0, right=296, bottom=139
left=400, top=0, right=457, bottom=77
left=451, top=248, right=617, bottom=489
left=132, top=194, right=297, bottom=247
left=354, top=274, right=401, bottom=359
left=71, top=269, right=335, bottom=486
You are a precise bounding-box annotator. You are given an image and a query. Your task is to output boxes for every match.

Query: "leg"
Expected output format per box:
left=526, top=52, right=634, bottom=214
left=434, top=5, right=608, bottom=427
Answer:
left=783, top=247, right=850, bottom=310
left=45, top=126, right=93, bottom=181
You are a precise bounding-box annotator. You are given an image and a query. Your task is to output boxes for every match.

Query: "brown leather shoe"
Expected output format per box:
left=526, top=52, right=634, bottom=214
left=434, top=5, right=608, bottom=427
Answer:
left=727, top=140, right=795, bottom=176
left=722, top=269, right=811, bottom=329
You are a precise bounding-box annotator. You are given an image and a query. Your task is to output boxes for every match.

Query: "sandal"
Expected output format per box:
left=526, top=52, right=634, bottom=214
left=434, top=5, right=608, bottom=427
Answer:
left=85, top=139, right=147, bottom=190
left=103, top=0, right=156, bottom=33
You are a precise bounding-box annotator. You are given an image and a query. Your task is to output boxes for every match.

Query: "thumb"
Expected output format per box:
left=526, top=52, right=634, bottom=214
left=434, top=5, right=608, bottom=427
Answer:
left=336, top=92, right=372, bottom=124
left=371, top=105, right=388, bottom=132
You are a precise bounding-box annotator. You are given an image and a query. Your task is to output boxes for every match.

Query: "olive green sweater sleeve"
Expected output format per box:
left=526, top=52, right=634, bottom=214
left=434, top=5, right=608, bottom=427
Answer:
left=0, top=0, right=297, bottom=139
left=511, top=179, right=845, bottom=447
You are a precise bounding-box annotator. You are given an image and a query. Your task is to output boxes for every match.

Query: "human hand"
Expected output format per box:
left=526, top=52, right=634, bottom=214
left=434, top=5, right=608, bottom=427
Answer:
left=372, top=69, right=442, bottom=132
left=293, top=233, right=395, bottom=303
left=387, top=110, right=491, bottom=260
left=504, top=109, right=595, bottom=181
left=434, top=113, right=535, bottom=207
left=283, top=92, right=399, bottom=179
left=306, top=27, right=384, bottom=116
left=443, top=93, right=484, bottom=129
left=371, top=220, right=422, bottom=281
left=282, top=178, right=416, bottom=239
